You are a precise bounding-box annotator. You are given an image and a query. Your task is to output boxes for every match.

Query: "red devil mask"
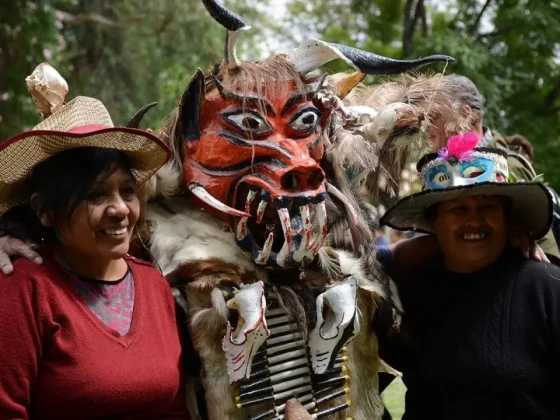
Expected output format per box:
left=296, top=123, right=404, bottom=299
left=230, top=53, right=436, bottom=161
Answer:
left=180, top=67, right=331, bottom=268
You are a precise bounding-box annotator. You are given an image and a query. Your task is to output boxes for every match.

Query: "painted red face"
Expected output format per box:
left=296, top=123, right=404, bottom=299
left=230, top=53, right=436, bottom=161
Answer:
left=183, top=81, right=332, bottom=268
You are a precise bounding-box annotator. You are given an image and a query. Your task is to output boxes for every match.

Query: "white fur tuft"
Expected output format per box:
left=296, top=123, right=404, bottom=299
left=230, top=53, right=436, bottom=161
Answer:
left=211, top=287, right=229, bottom=320
left=337, top=249, right=386, bottom=299
left=144, top=161, right=183, bottom=200
left=146, top=197, right=255, bottom=276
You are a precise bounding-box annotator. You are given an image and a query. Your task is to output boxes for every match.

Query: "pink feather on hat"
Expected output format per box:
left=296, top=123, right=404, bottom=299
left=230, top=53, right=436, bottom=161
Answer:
left=438, top=131, right=479, bottom=162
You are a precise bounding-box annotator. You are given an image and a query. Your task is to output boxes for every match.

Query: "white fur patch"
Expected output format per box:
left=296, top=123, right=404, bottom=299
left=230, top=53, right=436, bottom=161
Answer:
left=211, top=287, right=229, bottom=320
left=146, top=197, right=255, bottom=276
left=336, top=249, right=386, bottom=298
left=144, top=161, right=183, bottom=200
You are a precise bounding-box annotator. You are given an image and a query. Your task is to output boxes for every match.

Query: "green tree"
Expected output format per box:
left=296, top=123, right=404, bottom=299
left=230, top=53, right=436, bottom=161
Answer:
left=0, top=0, right=271, bottom=139
left=283, top=0, right=560, bottom=189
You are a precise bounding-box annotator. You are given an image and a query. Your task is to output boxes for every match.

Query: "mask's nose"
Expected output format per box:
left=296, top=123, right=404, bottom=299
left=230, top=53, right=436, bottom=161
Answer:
left=280, top=167, right=325, bottom=191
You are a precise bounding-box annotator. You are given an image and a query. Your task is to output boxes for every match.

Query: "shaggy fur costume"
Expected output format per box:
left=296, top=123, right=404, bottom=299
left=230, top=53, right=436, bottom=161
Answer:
left=140, top=163, right=396, bottom=419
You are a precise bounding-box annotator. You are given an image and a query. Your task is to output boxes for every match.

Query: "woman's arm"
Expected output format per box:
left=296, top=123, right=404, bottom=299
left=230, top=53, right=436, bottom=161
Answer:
left=388, top=234, right=441, bottom=275
left=0, top=270, right=43, bottom=418
left=378, top=231, right=547, bottom=277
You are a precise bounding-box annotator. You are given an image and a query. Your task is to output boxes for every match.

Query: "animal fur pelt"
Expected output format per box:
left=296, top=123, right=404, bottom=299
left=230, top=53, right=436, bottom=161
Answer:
left=327, top=73, right=467, bottom=202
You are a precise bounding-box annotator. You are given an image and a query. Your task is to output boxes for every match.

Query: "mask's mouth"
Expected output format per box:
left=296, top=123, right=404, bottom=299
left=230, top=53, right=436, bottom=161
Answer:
left=234, top=182, right=328, bottom=268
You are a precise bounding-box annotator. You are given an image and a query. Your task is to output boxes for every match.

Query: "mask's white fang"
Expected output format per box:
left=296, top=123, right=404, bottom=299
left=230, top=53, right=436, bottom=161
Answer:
left=236, top=216, right=249, bottom=240
left=294, top=205, right=313, bottom=262
left=276, top=208, right=292, bottom=267
left=256, top=231, right=274, bottom=265
left=245, top=189, right=256, bottom=212
left=256, top=200, right=268, bottom=224
left=189, top=183, right=250, bottom=217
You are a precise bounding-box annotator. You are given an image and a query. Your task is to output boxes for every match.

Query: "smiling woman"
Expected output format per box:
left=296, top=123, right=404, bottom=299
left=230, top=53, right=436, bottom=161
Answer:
left=0, top=72, right=189, bottom=418
left=378, top=132, right=560, bottom=420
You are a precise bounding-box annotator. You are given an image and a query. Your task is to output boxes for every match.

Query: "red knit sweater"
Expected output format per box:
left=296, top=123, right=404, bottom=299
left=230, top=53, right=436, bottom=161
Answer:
left=0, top=253, right=187, bottom=419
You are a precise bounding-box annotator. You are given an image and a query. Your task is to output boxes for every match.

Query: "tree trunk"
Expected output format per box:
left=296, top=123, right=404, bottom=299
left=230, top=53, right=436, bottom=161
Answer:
left=402, top=0, right=425, bottom=58
left=470, top=0, right=493, bottom=35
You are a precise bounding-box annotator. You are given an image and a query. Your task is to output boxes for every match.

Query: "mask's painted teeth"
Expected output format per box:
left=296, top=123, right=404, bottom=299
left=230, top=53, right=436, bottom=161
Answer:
left=276, top=208, right=292, bottom=267
left=256, top=200, right=268, bottom=224
left=277, top=208, right=292, bottom=247
left=256, top=231, right=274, bottom=265
left=294, top=205, right=313, bottom=262
left=310, top=201, right=328, bottom=253
left=237, top=217, right=249, bottom=240
left=245, top=189, right=256, bottom=213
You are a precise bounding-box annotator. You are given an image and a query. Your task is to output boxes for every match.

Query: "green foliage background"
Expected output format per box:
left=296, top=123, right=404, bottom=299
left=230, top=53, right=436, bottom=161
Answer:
left=2, top=0, right=560, bottom=187
left=0, top=0, right=271, bottom=137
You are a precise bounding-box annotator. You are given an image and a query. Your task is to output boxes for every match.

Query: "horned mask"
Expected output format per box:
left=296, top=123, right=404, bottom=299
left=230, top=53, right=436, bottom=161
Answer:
left=178, top=0, right=453, bottom=268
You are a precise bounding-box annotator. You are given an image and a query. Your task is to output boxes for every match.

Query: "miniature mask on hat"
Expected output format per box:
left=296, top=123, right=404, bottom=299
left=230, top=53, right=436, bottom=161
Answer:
left=419, top=131, right=509, bottom=190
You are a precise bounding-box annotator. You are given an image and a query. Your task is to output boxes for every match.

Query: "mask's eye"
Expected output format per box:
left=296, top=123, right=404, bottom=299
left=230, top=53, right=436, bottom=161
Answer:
left=462, top=166, right=486, bottom=178
left=222, top=110, right=272, bottom=135
left=289, top=108, right=322, bottom=133
left=432, top=172, right=450, bottom=185
left=425, top=164, right=451, bottom=189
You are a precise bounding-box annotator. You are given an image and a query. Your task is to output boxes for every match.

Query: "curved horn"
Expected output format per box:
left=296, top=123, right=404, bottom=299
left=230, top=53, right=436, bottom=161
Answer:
left=201, top=0, right=251, bottom=70
left=180, top=69, right=206, bottom=142
left=126, top=102, right=158, bottom=128
left=289, top=39, right=454, bottom=75
left=329, top=71, right=366, bottom=99
left=188, top=183, right=251, bottom=217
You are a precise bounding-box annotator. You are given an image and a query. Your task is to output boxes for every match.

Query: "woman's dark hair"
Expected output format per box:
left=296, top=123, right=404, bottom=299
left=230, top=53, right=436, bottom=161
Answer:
left=0, top=147, right=131, bottom=244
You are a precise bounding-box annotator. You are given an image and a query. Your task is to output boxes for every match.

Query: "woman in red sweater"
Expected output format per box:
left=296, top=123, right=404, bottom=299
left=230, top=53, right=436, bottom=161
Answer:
left=0, top=94, right=188, bottom=419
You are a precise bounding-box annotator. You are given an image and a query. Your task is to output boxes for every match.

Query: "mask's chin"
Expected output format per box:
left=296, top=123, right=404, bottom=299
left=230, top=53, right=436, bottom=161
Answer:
left=232, top=183, right=328, bottom=268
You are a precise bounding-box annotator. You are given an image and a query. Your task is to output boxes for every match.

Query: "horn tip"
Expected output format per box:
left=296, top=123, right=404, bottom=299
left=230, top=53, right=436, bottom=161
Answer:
left=428, top=54, right=455, bottom=63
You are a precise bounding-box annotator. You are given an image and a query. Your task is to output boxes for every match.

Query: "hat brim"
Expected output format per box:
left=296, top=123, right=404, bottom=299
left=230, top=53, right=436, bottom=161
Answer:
left=0, top=127, right=171, bottom=213
left=380, top=182, right=553, bottom=240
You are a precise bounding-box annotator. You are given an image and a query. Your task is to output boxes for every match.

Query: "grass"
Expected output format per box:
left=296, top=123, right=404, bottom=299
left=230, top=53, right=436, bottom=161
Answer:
left=381, top=377, right=406, bottom=420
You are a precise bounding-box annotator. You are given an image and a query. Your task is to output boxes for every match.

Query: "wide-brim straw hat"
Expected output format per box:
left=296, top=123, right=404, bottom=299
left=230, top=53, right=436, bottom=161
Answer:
left=0, top=96, right=171, bottom=213
left=381, top=181, right=552, bottom=240
left=380, top=135, right=553, bottom=240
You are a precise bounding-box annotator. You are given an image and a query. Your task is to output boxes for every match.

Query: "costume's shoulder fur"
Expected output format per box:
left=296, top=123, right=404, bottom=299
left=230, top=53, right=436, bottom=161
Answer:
left=145, top=197, right=255, bottom=277
left=349, top=73, right=471, bottom=134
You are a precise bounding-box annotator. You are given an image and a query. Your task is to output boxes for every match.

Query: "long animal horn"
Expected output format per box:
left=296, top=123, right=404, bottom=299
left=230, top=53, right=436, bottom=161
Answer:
left=201, top=0, right=251, bottom=70
left=126, top=102, right=158, bottom=128
left=289, top=39, right=454, bottom=75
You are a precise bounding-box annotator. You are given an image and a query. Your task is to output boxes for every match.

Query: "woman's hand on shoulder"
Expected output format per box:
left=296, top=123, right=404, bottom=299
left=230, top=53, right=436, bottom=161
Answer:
left=0, top=236, right=42, bottom=275
left=508, top=222, right=549, bottom=263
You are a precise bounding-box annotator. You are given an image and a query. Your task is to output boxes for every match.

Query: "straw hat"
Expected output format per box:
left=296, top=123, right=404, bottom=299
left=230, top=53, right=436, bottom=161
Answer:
left=380, top=132, right=552, bottom=239
left=0, top=96, right=170, bottom=213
